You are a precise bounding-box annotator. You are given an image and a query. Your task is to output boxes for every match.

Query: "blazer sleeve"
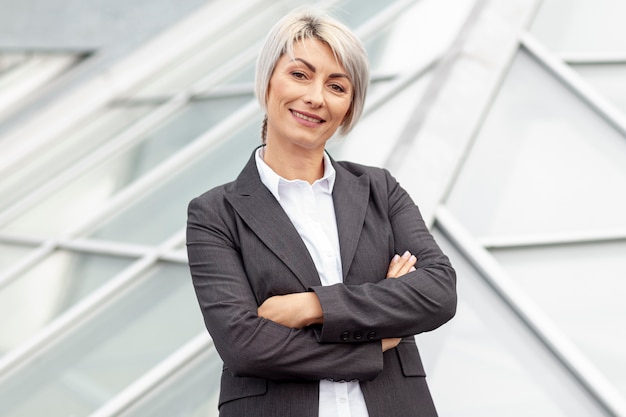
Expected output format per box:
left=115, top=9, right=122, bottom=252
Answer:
left=187, top=192, right=384, bottom=382
left=311, top=168, right=457, bottom=343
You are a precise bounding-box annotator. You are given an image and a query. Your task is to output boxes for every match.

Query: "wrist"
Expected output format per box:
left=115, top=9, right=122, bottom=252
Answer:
left=302, top=292, right=323, bottom=326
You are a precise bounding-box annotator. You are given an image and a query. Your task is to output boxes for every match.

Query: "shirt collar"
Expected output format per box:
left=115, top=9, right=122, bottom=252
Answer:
left=255, top=146, right=336, bottom=201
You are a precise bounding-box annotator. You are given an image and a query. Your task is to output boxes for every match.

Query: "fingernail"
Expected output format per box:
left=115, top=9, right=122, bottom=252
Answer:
left=402, top=250, right=410, bottom=258
left=409, top=255, right=416, bottom=263
left=410, top=266, right=416, bottom=272
left=392, top=254, right=400, bottom=261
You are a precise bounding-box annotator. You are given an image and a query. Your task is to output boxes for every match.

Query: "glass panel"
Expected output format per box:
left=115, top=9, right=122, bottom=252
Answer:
left=2, top=95, right=251, bottom=237
left=88, top=115, right=262, bottom=245
left=335, top=0, right=398, bottom=28
left=0, top=53, right=29, bottom=73
left=0, top=53, right=79, bottom=122
left=421, top=228, right=610, bottom=416
left=362, top=0, right=476, bottom=75
left=131, top=1, right=291, bottom=97
left=445, top=49, right=626, bottom=239
left=572, top=63, right=626, bottom=116
left=0, top=250, right=133, bottom=357
left=0, top=242, right=34, bottom=274
left=0, top=105, right=154, bottom=212
left=530, top=0, right=626, bottom=54
left=0, top=262, right=205, bottom=417
left=220, top=61, right=255, bottom=86
left=120, top=348, right=221, bottom=417
left=490, top=241, right=626, bottom=397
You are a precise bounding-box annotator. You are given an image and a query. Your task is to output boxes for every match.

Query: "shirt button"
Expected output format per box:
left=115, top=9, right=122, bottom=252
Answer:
left=367, top=331, right=376, bottom=340
left=339, top=397, right=347, bottom=404
left=340, top=331, right=350, bottom=341
left=354, top=331, right=362, bottom=340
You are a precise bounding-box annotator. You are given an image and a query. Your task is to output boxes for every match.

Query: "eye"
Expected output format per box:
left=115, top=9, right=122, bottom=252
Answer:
left=291, top=71, right=307, bottom=80
left=330, top=83, right=346, bottom=93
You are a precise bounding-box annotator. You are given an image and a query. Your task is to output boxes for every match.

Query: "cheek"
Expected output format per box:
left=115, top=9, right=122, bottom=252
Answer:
left=333, top=100, right=352, bottom=123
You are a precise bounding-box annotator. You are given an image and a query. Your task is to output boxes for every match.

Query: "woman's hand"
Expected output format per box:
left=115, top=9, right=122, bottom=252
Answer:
left=386, top=250, right=416, bottom=278
left=258, top=292, right=323, bottom=328
left=382, top=337, right=402, bottom=352
left=381, top=251, right=416, bottom=351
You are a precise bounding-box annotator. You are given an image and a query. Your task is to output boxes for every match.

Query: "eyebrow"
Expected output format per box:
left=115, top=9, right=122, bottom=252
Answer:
left=293, top=57, right=350, bottom=80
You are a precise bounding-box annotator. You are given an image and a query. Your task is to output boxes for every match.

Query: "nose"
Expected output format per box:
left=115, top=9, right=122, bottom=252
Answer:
left=304, top=82, right=324, bottom=108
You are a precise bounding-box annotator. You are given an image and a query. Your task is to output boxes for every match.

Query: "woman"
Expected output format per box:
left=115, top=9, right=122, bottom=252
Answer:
left=187, top=9, right=456, bottom=417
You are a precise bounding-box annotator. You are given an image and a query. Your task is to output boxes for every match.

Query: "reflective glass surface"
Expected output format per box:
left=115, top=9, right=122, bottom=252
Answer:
left=422, top=228, right=609, bottom=416
left=530, top=0, right=626, bottom=54
left=0, top=262, right=204, bottom=417
left=0, top=250, right=133, bottom=356
left=363, top=0, right=475, bottom=75
left=120, top=348, right=221, bottom=417
left=335, top=0, right=398, bottom=28
left=0, top=242, right=33, bottom=275
left=88, top=115, right=261, bottom=245
left=491, top=241, right=626, bottom=397
left=0, top=105, right=153, bottom=212
left=3, top=96, right=250, bottom=236
left=446, top=49, right=626, bottom=239
left=219, top=62, right=255, bottom=86
left=572, top=63, right=626, bottom=116
left=131, top=1, right=291, bottom=97
left=0, top=54, right=79, bottom=123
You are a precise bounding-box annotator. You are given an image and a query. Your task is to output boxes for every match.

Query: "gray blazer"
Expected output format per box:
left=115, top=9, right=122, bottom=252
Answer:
left=187, top=149, right=456, bottom=417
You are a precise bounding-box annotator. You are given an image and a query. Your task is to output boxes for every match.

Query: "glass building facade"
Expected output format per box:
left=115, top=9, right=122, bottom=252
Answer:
left=0, top=0, right=625, bottom=416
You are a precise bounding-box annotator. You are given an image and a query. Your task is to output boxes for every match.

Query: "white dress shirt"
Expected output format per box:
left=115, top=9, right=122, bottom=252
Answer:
left=255, top=147, right=369, bottom=417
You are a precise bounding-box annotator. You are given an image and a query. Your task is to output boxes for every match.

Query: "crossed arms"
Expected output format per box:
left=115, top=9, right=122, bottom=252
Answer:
left=186, top=168, right=456, bottom=382
left=257, top=251, right=419, bottom=352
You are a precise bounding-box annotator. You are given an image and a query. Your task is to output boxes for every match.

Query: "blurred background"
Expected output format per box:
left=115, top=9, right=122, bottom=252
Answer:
left=0, top=0, right=625, bottom=415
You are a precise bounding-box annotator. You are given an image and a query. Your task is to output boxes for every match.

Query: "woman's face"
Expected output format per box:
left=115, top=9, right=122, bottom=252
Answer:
left=265, top=38, right=353, bottom=154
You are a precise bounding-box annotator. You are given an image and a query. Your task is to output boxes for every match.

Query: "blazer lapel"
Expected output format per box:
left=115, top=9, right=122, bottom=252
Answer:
left=225, top=151, right=322, bottom=290
left=331, top=159, right=370, bottom=282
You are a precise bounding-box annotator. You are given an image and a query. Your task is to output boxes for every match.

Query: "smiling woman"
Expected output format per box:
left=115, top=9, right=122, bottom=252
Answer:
left=263, top=38, right=353, bottom=182
left=186, top=8, right=457, bottom=417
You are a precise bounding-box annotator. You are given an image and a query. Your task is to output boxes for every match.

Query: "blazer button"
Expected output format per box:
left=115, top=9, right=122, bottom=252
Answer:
left=340, top=331, right=350, bottom=341
left=353, top=331, right=362, bottom=340
left=366, top=331, right=376, bottom=340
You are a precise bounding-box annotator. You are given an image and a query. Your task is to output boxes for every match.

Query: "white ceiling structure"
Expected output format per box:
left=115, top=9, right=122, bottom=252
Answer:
left=0, top=0, right=625, bottom=416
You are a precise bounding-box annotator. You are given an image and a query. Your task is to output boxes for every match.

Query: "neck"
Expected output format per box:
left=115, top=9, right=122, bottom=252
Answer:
left=263, top=142, right=325, bottom=184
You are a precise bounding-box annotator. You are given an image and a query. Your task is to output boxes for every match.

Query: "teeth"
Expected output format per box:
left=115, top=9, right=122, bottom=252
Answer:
left=293, top=111, right=322, bottom=123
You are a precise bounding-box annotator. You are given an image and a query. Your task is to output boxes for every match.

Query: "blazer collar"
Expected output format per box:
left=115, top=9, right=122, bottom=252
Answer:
left=331, top=159, right=370, bottom=282
left=225, top=148, right=370, bottom=288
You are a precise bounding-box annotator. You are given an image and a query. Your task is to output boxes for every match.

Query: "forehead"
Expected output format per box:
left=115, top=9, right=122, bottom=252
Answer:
left=280, top=38, right=347, bottom=72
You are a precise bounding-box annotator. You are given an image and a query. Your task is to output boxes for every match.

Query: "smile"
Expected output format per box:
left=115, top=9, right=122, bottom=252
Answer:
left=291, top=110, right=324, bottom=123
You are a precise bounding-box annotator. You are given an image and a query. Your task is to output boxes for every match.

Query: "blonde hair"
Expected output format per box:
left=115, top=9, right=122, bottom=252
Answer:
left=255, top=9, right=369, bottom=141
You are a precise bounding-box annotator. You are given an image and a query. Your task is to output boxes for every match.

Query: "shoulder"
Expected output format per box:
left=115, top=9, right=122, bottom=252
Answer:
left=189, top=179, right=234, bottom=205
left=187, top=180, right=239, bottom=222
left=189, top=147, right=261, bottom=211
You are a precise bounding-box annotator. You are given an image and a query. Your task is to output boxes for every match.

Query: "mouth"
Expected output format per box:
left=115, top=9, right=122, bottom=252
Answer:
left=290, top=110, right=325, bottom=124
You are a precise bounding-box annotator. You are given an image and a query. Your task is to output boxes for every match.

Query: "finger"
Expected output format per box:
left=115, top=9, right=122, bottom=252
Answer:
left=396, top=254, right=416, bottom=276
left=387, top=253, right=409, bottom=278
left=387, top=251, right=415, bottom=278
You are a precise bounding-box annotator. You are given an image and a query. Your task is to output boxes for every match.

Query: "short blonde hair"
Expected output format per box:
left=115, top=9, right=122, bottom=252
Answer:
left=255, top=9, right=369, bottom=139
